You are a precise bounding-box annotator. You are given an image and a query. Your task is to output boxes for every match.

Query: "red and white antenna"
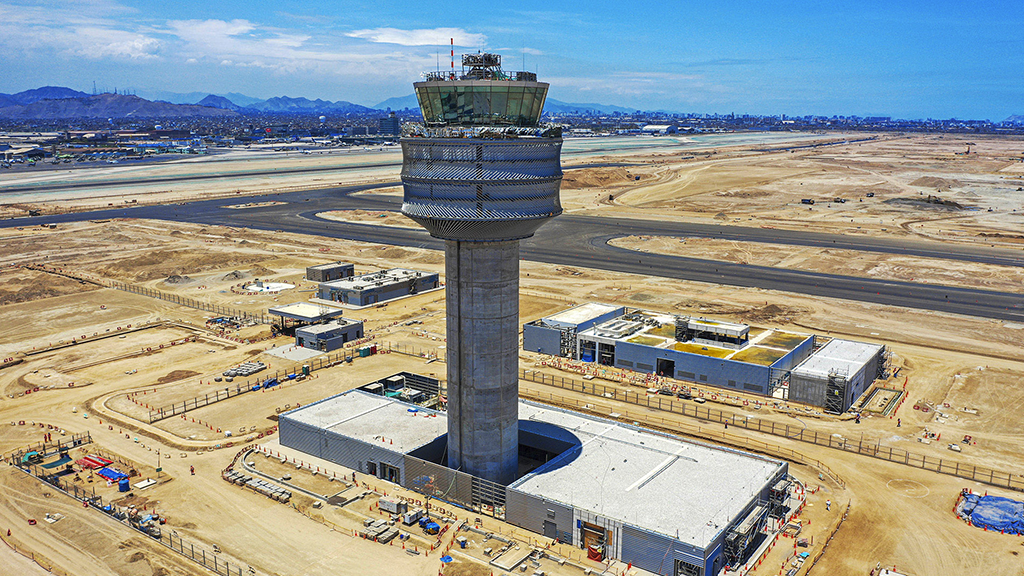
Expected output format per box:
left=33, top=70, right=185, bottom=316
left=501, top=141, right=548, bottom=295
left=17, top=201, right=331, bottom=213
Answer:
left=450, top=38, right=455, bottom=79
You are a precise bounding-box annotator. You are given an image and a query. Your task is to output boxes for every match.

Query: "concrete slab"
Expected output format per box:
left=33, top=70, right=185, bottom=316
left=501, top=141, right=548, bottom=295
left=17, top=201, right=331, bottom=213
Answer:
left=265, top=344, right=324, bottom=362
left=490, top=546, right=533, bottom=572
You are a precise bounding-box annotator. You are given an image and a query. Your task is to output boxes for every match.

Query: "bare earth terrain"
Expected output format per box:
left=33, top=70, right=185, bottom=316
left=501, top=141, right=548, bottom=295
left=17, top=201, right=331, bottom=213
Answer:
left=2, top=133, right=1024, bottom=576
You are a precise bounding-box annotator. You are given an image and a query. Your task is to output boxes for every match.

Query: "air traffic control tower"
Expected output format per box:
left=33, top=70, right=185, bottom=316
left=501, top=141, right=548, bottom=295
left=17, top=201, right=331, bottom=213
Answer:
left=401, top=53, right=562, bottom=484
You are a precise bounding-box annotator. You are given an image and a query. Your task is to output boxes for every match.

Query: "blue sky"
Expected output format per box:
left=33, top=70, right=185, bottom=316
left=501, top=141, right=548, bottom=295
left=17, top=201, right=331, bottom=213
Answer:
left=0, top=0, right=1021, bottom=119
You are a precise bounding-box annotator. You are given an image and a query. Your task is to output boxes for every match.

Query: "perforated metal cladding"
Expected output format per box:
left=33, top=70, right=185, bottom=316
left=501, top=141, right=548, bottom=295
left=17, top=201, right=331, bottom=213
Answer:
left=400, top=137, right=563, bottom=241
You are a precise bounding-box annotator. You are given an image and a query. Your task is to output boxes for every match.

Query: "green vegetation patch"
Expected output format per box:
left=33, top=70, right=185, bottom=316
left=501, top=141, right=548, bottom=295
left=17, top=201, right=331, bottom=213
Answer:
left=628, top=335, right=668, bottom=347
left=757, top=331, right=809, bottom=350
left=671, top=342, right=732, bottom=358
left=731, top=346, right=788, bottom=366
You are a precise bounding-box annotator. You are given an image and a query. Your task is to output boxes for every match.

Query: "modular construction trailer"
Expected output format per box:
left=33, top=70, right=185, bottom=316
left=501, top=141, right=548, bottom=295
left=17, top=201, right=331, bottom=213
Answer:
left=524, top=304, right=889, bottom=413
left=278, top=387, right=790, bottom=576
left=317, top=268, right=440, bottom=307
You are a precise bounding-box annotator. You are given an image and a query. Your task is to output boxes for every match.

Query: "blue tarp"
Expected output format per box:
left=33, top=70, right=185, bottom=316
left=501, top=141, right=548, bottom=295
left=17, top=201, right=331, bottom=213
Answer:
left=97, top=467, right=128, bottom=482
left=962, top=493, right=1024, bottom=534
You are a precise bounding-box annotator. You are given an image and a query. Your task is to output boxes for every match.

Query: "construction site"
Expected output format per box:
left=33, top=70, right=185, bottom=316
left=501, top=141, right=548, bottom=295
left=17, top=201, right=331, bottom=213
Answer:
left=2, top=102, right=1024, bottom=576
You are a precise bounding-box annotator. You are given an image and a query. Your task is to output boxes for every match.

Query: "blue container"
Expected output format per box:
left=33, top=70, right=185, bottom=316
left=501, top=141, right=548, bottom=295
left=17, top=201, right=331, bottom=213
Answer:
left=580, top=351, right=594, bottom=362
left=118, top=477, right=130, bottom=492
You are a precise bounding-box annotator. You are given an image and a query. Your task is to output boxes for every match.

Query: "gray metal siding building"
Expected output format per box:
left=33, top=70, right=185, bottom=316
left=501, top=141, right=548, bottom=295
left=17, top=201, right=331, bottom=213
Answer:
left=294, top=320, right=364, bottom=352
left=318, top=269, right=440, bottom=307
left=524, top=304, right=886, bottom=413
left=614, top=341, right=772, bottom=394
left=306, top=262, right=354, bottom=283
left=278, top=389, right=789, bottom=576
left=522, top=323, right=562, bottom=355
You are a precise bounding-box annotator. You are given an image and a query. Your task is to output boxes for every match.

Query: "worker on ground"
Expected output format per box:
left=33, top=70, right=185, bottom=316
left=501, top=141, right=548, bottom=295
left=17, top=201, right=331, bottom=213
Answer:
left=897, top=418, right=901, bottom=427
left=190, top=465, right=195, bottom=475
left=826, top=499, right=831, bottom=511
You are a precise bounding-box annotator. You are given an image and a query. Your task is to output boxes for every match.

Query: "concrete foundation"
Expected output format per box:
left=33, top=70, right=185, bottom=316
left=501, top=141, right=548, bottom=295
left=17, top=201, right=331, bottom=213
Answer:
left=445, top=239, right=520, bottom=484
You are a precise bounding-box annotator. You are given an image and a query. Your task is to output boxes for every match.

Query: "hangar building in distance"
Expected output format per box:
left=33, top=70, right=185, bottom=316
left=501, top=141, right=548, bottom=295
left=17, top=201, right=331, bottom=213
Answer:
left=278, top=387, right=789, bottom=575
left=524, top=304, right=888, bottom=413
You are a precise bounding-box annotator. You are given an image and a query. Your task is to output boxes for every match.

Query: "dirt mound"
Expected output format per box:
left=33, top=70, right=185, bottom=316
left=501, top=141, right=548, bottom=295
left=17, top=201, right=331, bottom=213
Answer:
left=127, top=551, right=146, bottom=563
left=0, top=272, right=100, bottom=305
left=378, top=246, right=410, bottom=259
left=156, top=370, right=200, bottom=384
left=223, top=270, right=245, bottom=281
left=740, top=304, right=804, bottom=322
left=97, top=249, right=267, bottom=282
left=714, top=212, right=729, bottom=220
left=248, top=264, right=274, bottom=276
left=163, top=274, right=192, bottom=284
left=169, top=230, right=184, bottom=237
left=910, top=176, right=958, bottom=189
left=561, top=167, right=635, bottom=189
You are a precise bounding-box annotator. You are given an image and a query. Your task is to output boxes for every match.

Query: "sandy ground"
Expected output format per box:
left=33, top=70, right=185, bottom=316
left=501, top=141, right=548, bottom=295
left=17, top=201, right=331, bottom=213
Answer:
left=3, top=134, right=1024, bottom=576
left=611, top=235, right=1024, bottom=293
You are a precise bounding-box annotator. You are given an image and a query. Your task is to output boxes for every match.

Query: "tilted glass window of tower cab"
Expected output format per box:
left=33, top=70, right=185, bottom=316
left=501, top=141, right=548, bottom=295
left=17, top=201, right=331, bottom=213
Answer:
left=414, top=53, right=547, bottom=127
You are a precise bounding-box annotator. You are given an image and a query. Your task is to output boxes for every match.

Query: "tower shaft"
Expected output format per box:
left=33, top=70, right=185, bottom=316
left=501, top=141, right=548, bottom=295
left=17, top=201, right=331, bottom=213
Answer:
left=401, top=51, right=562, bottom=485
left=445, top=240, right=520, bottom=484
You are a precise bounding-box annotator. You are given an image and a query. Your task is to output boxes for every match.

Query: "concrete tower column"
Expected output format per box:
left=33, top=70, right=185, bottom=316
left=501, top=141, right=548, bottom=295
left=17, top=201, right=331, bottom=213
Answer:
left=400, top=52, right=561, bottom=486
left=445, top=240, right=520, bottom=484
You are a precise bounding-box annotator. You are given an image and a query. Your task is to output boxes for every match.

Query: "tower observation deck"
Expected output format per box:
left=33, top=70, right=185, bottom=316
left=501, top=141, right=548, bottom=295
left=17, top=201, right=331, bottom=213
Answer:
left=401, top=53, right=563, bottom=484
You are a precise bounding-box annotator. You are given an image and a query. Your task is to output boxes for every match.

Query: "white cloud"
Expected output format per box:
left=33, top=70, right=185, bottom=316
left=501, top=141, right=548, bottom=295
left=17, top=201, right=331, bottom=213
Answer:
left=0, top=1, right=160, bottom=60
left=160, top=18, right=435, bottom=81
left=346, top=27, right=486, bottom=47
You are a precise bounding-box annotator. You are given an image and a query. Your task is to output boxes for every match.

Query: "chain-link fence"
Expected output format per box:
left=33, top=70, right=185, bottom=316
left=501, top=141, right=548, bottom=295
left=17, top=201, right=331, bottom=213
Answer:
left=11, top=438, right=258, bottom=576
left=520, top=368, right=1024, bottom=492
left=4, top=432, right=92, bottom=465
left=109, top=281, right=269, bottom=324
left=147, top=347, right=384, bottom=422
left=386, top=341, right=445, bottom=361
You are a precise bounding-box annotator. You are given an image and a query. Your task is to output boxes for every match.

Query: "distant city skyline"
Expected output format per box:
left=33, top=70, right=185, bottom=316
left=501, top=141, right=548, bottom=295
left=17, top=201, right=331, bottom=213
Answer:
left=0, top=0, right=1021, bottom=120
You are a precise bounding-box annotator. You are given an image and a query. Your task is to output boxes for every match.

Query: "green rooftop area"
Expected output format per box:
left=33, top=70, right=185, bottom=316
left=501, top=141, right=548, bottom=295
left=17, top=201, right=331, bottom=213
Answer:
left=757, top=331, right=810, bottom=351
left=628, top=335, right=668, bottom=347
left=647, top=324, right=677, bottom=339
left=671, top=341, right=733, bottom=358
left=730, top=346, right=789, bottom=366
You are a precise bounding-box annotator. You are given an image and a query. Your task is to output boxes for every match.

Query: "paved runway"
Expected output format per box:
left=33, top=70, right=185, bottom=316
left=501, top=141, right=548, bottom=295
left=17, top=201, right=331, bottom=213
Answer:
left=5, top=183, right=1023, bottom=322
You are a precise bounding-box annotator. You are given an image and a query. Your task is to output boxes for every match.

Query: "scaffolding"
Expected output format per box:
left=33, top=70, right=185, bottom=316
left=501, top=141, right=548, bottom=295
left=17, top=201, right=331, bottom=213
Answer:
left=768, top=368, right=791, bottom=400
left=723, top=501, right=768, bottom=567
left=876, top=345, right=892, bottom=379
left=559, top=326, right=578, bottom=360
left=823, top=366, right=849, bottom=415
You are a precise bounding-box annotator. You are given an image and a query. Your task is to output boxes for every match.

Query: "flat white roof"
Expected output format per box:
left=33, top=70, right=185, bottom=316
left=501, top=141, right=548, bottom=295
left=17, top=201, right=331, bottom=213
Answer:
left=296, top=319, right=360, bottom=335
left=510, top=403, right=784, bottom=548
left=285, top=387, right=783, bottom=548
left=283, top=390, right=445, bottom=453
left=322, top=268, right=434, bottom=291
left=268, top=302, right=346, bottom=322
left=792, top=338, right=882, bottom=379
left=545, top=303, right=621, bottom=327
left=308, top=262, right=352, bottom=271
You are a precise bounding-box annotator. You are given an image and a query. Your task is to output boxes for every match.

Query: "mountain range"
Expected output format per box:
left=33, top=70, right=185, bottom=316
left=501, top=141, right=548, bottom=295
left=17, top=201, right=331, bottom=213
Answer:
left=0, top=85, right=641, bottom=119
left=0, top=93, right=238, bottom=119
